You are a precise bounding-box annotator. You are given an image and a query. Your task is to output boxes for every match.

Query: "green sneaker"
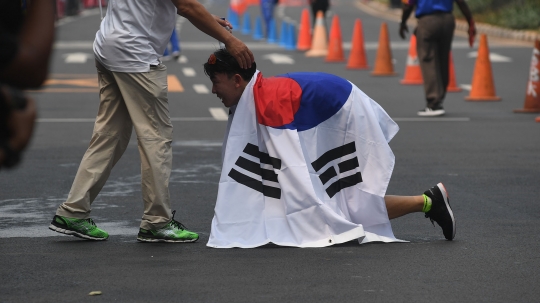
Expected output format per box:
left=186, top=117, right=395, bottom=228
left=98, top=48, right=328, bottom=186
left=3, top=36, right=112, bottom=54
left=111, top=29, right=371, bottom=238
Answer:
left=49, top=215, right=109, bottom=241
left=137, top=210, right=199, bottom=243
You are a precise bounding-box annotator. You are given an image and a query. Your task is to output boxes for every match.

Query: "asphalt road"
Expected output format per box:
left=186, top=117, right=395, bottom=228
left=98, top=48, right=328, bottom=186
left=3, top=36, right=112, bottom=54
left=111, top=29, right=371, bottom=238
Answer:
left=1, top=0, right=539, bottom=302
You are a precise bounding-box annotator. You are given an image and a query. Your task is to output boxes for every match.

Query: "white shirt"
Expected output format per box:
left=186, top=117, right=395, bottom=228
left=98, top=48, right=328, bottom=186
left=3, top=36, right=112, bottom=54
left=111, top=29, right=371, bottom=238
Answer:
left=93, top=0, right=177, bottom=73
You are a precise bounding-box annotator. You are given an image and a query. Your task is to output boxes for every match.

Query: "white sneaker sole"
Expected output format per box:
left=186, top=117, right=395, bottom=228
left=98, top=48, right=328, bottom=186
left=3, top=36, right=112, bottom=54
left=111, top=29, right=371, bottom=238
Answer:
left=418, top=109, right=445, bottom=116
left=49, top=224, right=108, bottom=241
left=437, top=183, right=456, bottom=240
left=136, top=236, right=198, bottom=243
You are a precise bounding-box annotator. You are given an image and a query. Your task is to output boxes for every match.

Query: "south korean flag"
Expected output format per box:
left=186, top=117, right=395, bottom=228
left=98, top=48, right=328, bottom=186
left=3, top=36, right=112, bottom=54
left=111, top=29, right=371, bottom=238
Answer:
left=311, top=142, right=363, bottom=198
left=228, top=143, right=281, bottom=200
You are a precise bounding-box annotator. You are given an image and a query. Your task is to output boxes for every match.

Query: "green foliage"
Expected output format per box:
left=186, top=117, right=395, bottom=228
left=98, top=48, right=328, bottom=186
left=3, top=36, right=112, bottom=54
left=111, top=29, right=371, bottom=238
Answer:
left=459, top=0, right=540, bottom=30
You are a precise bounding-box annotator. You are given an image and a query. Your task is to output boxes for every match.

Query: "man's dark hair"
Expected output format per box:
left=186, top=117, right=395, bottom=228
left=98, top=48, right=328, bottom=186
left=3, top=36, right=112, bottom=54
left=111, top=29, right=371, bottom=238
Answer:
left=203, top=48, right=256, bottom=81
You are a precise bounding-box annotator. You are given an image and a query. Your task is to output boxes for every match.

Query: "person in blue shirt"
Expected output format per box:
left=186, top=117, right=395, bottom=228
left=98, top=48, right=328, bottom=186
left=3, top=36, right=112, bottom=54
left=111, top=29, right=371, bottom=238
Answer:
left=400, top=0, right=476, bottom=116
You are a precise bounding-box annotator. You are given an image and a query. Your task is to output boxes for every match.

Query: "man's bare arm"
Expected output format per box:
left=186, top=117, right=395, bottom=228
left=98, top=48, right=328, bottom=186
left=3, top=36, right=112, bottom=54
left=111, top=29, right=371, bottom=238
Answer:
left=170, top=0, right=254, bottom=69
left=455, top=0, right=476, bottom=47
left=399, top=3, right=414, bottom=39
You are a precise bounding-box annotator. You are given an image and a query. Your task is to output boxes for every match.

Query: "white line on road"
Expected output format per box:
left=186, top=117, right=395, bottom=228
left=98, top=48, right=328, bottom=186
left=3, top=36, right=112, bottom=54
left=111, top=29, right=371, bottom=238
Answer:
left=37, top=117, right=220, bottom=123
left=209, top=107, right=229, bottom=121
left=37, top=117, right=469, bottom=123
left=460, top=84, right=472, bottom=91
left=193, top=84, right=210, bottom=94
left=177, top=55, right=188, bottom=63
left=182, top=67, right=196, bottom=77
left=54, top=41, right=483, bottom=51
left=393, top=117, right=470, bottom=122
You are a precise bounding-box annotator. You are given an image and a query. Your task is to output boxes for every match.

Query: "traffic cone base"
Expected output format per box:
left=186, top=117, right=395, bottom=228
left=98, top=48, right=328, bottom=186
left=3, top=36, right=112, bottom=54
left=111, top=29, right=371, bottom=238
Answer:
left=513, top=108, right=540, bottom=113
left=465, top=34, right=500, bottom=101
left=306, top=11, right=328, bottom=57
left=371, top=22, right=397, bottom=77
left=514, top=39, right=540, bottom=113
left=465, top=96, right=501, bottom=101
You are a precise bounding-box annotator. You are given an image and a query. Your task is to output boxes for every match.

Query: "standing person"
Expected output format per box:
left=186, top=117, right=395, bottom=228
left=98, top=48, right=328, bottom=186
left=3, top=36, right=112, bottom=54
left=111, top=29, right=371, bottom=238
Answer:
left=308, top=0, right=330, bottom=28
left=162, top=27, right=181, bottom=61
left=49, top=0, right=254, bottom=243
left=399, top=0, right=476, bottom=116
left=260, top=0, right=278, bottom=38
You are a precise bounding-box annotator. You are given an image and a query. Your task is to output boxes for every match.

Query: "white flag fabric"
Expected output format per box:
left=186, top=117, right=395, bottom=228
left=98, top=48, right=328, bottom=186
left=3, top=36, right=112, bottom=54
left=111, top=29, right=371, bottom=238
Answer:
left=208, top=71, right=404, bottom=248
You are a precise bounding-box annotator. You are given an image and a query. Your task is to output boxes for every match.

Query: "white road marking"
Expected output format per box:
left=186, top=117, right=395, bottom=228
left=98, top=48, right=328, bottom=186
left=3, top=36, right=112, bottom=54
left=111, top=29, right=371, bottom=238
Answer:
left=193, top=84, right=210, bottom=94
left=37, top=117, right=469, bottom=123
left=209, top=107, right=229, bottom=121
left=63, top=52, right=93, bottom=63
left=182, top=67, right=196, bottom=77
left=460, top=84, right=472, bottom=91
left=393, top=117, right=470, bottom=122
left=37, top=117, right=222, bottom=123
left=262, top=53, right=295, bottom=64
left=467, top=52, right=512, bottom=62
left=177, top=55, right=188, bottom=63
left=55, top=41, right=491, bottom=51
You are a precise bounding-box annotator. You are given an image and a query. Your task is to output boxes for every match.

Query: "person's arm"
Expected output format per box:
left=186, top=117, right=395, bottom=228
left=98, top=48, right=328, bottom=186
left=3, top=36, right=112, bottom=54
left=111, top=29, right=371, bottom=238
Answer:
left=0, top=0, right=56, bottom=88
left=0, top=86, right=36, bottom=168
left=455, top=0, right=476, bottom=47
left=399, top=2, right=414, bottom=39
left=170, top=0, right=254, bottom=69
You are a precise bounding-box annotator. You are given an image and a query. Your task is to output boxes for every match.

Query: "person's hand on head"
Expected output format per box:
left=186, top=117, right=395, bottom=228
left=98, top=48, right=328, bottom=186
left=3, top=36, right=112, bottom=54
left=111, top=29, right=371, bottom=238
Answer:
left=225, top=38, right=255, bottom=69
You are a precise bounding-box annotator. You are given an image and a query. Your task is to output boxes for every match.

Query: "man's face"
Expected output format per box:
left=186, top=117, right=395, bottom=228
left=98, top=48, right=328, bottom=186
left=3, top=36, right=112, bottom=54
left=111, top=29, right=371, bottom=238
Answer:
left=210, top=73, right=242, bottom=108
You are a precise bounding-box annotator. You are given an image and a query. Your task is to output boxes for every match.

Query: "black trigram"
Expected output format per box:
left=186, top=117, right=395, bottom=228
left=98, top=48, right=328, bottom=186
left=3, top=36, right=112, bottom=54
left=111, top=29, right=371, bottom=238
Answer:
left=228, top=143, right=282, bottom=199
left=311, top=142, right=363, bottom=198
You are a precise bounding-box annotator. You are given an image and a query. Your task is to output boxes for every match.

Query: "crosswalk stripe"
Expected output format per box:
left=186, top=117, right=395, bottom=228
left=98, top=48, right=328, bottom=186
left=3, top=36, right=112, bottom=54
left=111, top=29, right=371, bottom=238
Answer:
left=209, top=107, right=228, bottom=121
left=193, top=84, right=210, bottom=94
left=182, top=67, right=196, bottom=77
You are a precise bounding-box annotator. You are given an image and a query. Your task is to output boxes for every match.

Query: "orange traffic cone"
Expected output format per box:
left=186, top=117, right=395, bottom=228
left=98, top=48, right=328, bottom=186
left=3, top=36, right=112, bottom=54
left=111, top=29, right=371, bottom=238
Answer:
left=297, top=9, right=311, bottom=51
left=306, top=11, right=328, bottom=57
left=347, top=19, right=369, bottom=69
left=465, top=34, right=501, bottom=101
left=371, top=22, right=397, bottom=76
left=514, top=39, right=540, bottom=113
left=447, top=52, right=462, bottom=92
left=536, top=116, right=540, bottom=122
left=326, top=15, right=345, bottom=62
left=400, top=34, right=422, bottom=85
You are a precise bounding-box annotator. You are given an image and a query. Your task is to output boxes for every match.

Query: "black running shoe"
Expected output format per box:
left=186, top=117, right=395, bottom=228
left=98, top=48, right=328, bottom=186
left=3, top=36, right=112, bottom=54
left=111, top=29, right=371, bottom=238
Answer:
left=424, top=183, right=455, bottom=240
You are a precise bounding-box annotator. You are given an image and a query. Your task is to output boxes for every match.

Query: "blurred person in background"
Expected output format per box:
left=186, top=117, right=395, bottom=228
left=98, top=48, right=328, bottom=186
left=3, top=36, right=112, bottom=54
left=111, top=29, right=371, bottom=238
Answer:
left=0, top=0, right=56, bottom=169
left=399, top=0, right=476, bottom=116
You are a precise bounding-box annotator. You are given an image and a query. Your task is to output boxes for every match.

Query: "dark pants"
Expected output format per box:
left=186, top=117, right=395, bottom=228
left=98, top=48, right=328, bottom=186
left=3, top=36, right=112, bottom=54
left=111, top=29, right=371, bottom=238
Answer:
left=310, top=0, right=329, bottom=28
left=415, top=12, right=455, bottom=109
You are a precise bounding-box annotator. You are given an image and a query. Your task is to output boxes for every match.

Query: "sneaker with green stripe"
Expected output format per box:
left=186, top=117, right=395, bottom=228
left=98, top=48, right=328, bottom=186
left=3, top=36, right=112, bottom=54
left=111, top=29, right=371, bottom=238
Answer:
left=137, top=210, right=199, bottom=243
left=49, top=215, right=109, bottom=241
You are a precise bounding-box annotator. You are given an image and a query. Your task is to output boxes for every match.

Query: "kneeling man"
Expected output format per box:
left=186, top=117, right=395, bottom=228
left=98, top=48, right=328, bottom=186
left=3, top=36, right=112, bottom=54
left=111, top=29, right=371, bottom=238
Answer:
left=204, top=49, right=455, bottom=248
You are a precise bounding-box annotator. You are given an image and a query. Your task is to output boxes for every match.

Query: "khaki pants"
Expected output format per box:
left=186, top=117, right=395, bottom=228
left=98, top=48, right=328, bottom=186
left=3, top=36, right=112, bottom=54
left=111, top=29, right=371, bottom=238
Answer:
left=416, top=12, right=455, bottom=109
left=56, top=60, right=174, bottom=230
